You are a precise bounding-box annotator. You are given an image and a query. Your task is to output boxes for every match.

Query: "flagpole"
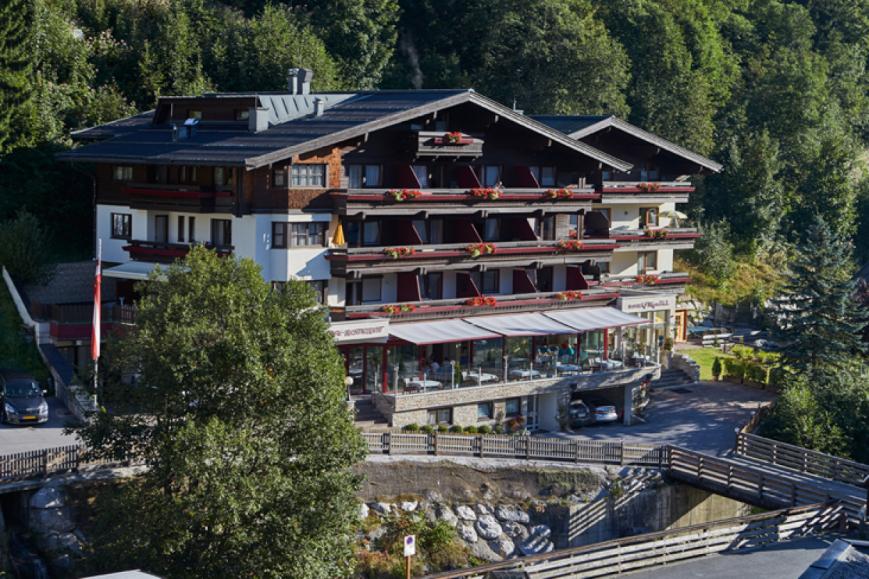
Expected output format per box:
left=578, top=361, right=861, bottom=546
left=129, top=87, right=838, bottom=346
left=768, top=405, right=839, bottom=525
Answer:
left=92, top=238, right=102, bottom=406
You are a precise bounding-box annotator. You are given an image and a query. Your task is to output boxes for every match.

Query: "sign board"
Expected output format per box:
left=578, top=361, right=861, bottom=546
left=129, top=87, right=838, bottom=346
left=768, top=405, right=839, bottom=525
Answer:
left=328, top=319, right=389, bottom=344
left=618, top=294, right=677, bottom=314
left=403, top=535, right=416, bottom=557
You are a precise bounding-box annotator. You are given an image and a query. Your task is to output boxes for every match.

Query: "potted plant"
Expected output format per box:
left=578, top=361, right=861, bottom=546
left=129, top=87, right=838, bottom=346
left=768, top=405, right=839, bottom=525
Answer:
left=545, top=187, right=573, bottom=199
left=465, top=296, right=497, bottom=307
left=557, top=239, right=584, bottom=252
left=386, top=189, right=422, bottom=202
left=555, top=290, right=583, bottom=301
left=468, top=188, right=502, bottom=200
left=382, top=304, right=417, bottom=314
left=637, top=182, right=660, bottom=193
left=466, top=242, right=496, bottom=258
left=384, top=247, right=416, bottom=259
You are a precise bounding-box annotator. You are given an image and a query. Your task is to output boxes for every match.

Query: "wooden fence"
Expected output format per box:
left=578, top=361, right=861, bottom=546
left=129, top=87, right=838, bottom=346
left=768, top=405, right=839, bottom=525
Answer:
left=0, top=445, right=90, bottom=481
left=363, top=432, right=667, bottom=467
left=425, top=502, right=845, bottom=579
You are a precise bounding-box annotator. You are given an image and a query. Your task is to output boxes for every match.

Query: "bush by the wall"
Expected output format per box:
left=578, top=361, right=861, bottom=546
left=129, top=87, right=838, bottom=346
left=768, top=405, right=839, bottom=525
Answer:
left=723, top=358, right=744, bottom=382
left=403, top=423, right=420, bottom=433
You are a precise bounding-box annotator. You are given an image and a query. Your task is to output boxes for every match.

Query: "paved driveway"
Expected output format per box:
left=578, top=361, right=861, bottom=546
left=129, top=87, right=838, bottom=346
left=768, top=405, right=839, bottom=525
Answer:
left=556, top=381, right=776, bottom=455
left=0, top=397, right=81, bottom=453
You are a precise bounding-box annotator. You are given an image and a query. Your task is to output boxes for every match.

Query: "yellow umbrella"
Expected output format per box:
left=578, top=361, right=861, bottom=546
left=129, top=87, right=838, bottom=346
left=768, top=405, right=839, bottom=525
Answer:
left=332, top=220, right=346, bottom=246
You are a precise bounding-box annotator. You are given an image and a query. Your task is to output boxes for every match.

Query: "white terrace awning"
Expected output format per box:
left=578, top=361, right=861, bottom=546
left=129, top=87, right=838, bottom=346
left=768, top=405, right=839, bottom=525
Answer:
left=389, top=319, right=501, bottom=345
left=102, top=261, right=164, bottom=281
left=464, top=312, right=576, bottom=337
left=544, top=307, right=646, bottom=331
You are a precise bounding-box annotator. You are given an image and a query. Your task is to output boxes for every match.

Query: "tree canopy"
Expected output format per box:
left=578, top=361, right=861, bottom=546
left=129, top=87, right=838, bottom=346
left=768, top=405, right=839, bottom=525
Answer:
left=77, top=248, right=365, bottom=579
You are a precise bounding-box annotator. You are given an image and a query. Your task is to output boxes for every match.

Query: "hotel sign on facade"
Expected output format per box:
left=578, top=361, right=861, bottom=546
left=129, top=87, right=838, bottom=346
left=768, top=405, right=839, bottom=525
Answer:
left=328, top=319, right=390, bottom=344
left=617, top=295, right=677, bottom=314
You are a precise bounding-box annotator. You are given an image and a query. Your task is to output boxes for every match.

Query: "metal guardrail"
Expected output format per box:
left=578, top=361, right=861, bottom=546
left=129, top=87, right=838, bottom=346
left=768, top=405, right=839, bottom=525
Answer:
left=424, top=502, right=845, bottom=579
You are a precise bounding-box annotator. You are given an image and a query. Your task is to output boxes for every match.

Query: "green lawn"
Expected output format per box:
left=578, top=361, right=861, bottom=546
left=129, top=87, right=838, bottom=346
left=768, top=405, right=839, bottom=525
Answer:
left=679, top=346, right=734, bottom=381
left=0, top=282, right=49, bottom=381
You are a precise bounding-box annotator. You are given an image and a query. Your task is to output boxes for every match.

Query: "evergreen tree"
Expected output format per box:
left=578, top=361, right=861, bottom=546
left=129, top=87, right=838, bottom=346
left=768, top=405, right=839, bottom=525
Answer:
left=77, top=248, right=365, bottom=578
left=772, top=216, right=867, bottom=372
left=0, top=0, right=34, bottom=153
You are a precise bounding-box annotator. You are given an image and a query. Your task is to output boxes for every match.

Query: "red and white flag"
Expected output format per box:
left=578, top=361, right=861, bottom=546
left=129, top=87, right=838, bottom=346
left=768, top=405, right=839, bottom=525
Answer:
left=91, top=239, right=101, bottom=362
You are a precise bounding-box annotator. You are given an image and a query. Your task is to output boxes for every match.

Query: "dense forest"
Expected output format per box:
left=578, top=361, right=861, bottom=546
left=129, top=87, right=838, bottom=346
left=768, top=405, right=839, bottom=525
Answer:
left=0, top=0, right=867, bottom=270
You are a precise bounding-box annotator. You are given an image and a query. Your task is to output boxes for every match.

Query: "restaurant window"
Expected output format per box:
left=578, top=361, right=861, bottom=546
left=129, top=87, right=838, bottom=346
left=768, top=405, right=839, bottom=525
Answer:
left=211, top=219, right=232, bottom=247
left=482, top=165, right=501, bottom=187
left=427, top=407, right=453, bottom=425
left=188, top=216, right=196, bottom=243
left=638, top=251, right=657, bottom=273
left=536, top=215, right=556, bottom=240
left=177, top=216, right=185, bottom=242
left=272, top=168, right=286, bottom=187
left=418, top=272, right=443, bottom=300
left=154, top=215, right=169, bottom=244
left=505, top=397, right=521, bottom=418
left=640, top=207, right=659, bottom=227
left=291, top=164, right=327, bottom=187
left=272, top=222, right=287, bottom=249
left=111, top=213, right=132, bottom=240
left=307, top=280, right=328, bottom=304
left=477, top=402, right=494, bottom=420
left=234, top=109, right=250, bottom=121
left=531, top=166, right=556, bottom=187
left=112, top=166, right=133, bottom=181
left=472, top=270, right=500, bottom=294
left=290, top=222, right=327, bottom=247
left=412, top=165, right=429, bottom=187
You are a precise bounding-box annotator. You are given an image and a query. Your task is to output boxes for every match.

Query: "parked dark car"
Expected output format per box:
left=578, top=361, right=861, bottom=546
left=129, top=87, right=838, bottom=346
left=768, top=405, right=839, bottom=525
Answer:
left=0, top=370, right=48, bottom=425
left=567, top=399, right=594, bottom=428
left=570, top=391, right=619, bottom=426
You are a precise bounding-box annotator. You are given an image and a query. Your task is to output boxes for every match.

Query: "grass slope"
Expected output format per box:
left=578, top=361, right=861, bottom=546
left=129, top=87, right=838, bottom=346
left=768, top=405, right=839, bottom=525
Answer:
left=0, top=282, right=49, bottom=381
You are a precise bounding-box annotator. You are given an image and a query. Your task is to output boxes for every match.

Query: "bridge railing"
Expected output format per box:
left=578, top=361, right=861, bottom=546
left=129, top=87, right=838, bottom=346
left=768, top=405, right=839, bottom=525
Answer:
left=363, top=432, right=668, bottom=467
left=0, top=445, right=88, bottom=481
left=424, top=501, right=846, bottom=579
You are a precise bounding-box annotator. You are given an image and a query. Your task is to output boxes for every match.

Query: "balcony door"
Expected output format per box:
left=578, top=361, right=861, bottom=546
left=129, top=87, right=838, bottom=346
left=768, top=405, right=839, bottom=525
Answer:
left=154, top=215, right=169, bottom=244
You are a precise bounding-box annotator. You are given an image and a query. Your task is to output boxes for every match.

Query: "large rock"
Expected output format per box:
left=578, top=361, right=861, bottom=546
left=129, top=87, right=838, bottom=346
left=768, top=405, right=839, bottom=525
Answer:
left=456, top=505, right=477, bottom=521
left=457, top=523, right=478, bottom=543
left=29, top=486, right=74, bottom=534
left=425, top=490, right=443, bottom=503
left=475, top=503, right=492, bottom=516
left=470, top=539, right=503, bottom=562
left=370, top=502, right=392, bottom=516
left=495, top=504, right=530, bottom=524
left=436, top=504, right=458, bottom=527
left=518, top=525, right=554, bottom=556
left=488, top=535, right=515, bottom=558
left=399, top=500, right=418, bottom=512
left=475, top=514, right=503, bottom=540
left=502, top=521, right=529, bottom=540
left=30, top=486, right=66, bottom=510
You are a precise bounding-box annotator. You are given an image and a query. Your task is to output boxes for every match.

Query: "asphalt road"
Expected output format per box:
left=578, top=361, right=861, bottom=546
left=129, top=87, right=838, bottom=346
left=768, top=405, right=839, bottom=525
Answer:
left=0, top=397, right=81, bottom=453
left=624, top=536, right=833, bottom=579
left=556, top=381, right=776, bottom=455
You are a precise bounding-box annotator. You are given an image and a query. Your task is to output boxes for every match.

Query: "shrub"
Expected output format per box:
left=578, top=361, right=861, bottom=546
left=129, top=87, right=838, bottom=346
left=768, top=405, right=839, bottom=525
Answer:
left=0, top=211, right=53, bottom=284
left=744, top=362, right=767, bottom=385
left=437, top=424, right=448, bottom=433
left=448, top=425, right=463, bottom=433
left=478, top=425, right=492, bottom=435
left=403, top=423, right=420, bottom=433
left=463, top=425, right=478, bottom=434
left=722, top=358, right=745, bottom=382
left=688, top=220, right=734, bottom=284
left=492, top=423, right=504, bottom=434
left=420, top=424, right=434, bottom=434
left=711, top=357, right=722, bottom=380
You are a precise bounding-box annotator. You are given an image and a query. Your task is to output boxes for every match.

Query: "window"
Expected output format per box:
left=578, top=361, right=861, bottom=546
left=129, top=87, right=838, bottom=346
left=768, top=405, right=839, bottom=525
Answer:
left=638, top=251, right=657, bottom=273
left=348, top=165, right=363, bottom=188
left=412, top=165, right=429, bottom=187
left=536, top=215, right=555, bottom=240
left=112, top=166, right=133, bottom=181
left=211, top=219, right=232, bottom=247
left=472, top=270, right=500, bottom=294
left=235, top=109, right=250, bottom=121
left=154, top=215, right=169, bottom=244
left=188, top=110, right=202, bottom=120
left=419, top=272, right=443, bottom=300
left=362, top=277, right=382, bottom=302
left=537, top=266, right=554, bottom=292
left=291, top=164, right=327, bottom=187
left=530, top=166, right=556, bottom=187
left=482, top=165, right=501, bottom=187
left=290, top=222, right=327, bottom=247
left=214, top=167, right=229, bottom=187
left=427, top=407, right=453, bottom=425
left=482, top=218, right=499, bottom=242
left=364, top=165, right=381, bottom=188
left=111, top=213, right=132, bottom=240
left=272, top=222, right=287, bottom=249
left=477, top=402, right=494, bottom=420
left=413, top=218, right=443, bottom=245
left=347, top=164, right=381, bottom=188
left=307, top=280, right=328, bottom=304
left=179, top=166, right=198, bottom=183
left=272, top=168, right=286, bottom=187
left=505, top=397, right=521, bottom=418
left=177, top=216, right=185, bottom=242
left=362, top=221, right=381, bottom=246
left=640, top=207, right=659, bottom=227
left=188, top=216, right=196, bottom=243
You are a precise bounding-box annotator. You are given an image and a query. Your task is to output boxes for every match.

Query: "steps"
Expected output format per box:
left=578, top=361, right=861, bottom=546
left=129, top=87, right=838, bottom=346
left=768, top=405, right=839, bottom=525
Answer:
left=652, top=368, right=695, bottom=389
left=352, top=397, right=389, bottom=430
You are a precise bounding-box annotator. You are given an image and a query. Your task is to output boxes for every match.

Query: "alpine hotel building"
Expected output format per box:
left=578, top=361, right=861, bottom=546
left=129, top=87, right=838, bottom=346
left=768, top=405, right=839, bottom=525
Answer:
left=60, top=69, right=722, bottom=430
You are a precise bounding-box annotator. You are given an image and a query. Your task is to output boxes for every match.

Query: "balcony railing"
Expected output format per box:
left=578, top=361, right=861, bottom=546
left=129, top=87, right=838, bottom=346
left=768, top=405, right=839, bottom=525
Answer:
left=336, top=187, right=600, bottom=205
left=600, top=271, right=691, bottom=288
left=415, top=131, right=484, bottom=157
left=344, top=288, right=621, bottom=320
left=124, top=240, right=233, bottom=263
left=601, top=181, right=694, bottom=194
left=123, top=183, right=234, bottom=212
left=608, top=227, right=701, bottom=244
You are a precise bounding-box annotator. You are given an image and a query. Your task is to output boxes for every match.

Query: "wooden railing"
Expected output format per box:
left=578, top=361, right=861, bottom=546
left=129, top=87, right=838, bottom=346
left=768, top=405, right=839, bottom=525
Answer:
left=364, top=432, right=668, bottom=467
left=424, top=502, right=845, bottom=579
left=0, top=445, right=98, bottom=482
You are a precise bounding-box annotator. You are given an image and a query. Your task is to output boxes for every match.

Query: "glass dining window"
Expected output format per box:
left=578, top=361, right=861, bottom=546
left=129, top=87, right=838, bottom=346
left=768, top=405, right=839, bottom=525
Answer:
left=291, top=164, right=327, bottom=187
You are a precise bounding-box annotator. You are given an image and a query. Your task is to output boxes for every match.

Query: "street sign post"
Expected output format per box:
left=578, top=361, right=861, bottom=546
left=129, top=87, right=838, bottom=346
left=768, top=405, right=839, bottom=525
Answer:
left=404, top=535, right=416, bottom=578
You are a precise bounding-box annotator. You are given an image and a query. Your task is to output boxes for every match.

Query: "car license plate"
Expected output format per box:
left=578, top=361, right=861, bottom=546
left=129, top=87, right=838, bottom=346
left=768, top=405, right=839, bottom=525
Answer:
left=22, top=415, right=36, bottom=420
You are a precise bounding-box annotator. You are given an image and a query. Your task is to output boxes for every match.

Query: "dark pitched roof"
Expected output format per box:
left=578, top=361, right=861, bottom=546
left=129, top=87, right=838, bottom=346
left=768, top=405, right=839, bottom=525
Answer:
left=59, top=90, right=632, bottom=172
left=532, top=114, right=723, bottom=173
left=24, top=261, right=116, bottom=306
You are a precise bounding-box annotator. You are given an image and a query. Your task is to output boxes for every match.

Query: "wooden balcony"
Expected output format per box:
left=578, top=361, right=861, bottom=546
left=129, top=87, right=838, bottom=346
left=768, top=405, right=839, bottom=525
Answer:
left=123, top=183, right=234, bottom=212
left=330, top=238, right=619, bottom=274
left=415, top=130, right=484, bottom=157
left=123, top=240, right=233, bottom=263
left=343, top=288, right=621, bottom=321
left=600, top=181, right=693, bottom=204
left=334, top=187, right=599, bottom=216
